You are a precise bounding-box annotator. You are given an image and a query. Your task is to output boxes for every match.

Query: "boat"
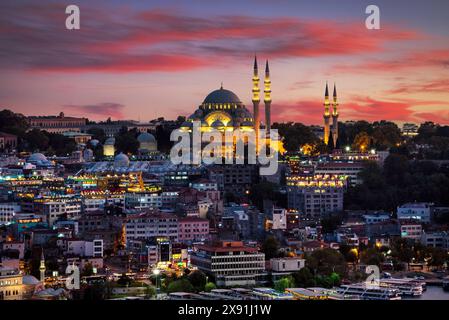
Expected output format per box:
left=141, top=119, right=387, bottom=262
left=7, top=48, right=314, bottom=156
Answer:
left=286, top=288, right=329, bottom=300
left=251, top=287, right=294, bottom=300
left=378, top=278, right=424, bottom=297
left=306, top=287, right=360, bottom=300
left=337, top=283, right=402, bottom=300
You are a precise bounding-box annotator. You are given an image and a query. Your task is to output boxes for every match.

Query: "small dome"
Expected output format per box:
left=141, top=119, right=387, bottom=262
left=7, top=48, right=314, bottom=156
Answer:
left=90, top=139, right=99, bottom=147
left=28, top=153, right=47, bottom=162
left=114, top=153, right=129, bottom=167
left=211, top=120, right=225, bottom=127
left=104, top=137, right=115, bottom=145
left=203, top=87, right=242, bottom=104
left=23, top=275, right=40, bottom=285
left=181, top=121, right=193, bottom=128
left=241, top=120, right=253, bottom=127
left=137, top=132, right=156, bottom=143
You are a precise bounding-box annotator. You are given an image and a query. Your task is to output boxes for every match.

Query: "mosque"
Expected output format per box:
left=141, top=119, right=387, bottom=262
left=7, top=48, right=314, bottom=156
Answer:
left=323, top=82, right=340, bottom=147
left=180, top=57, right=276, bottom=153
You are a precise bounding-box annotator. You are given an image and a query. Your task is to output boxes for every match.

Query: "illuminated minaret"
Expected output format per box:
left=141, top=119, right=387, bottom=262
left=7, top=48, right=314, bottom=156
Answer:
left=264, top=60, right=272, bottom=136
left=323, top=82, right=331, bottom=145
left=39, top=248, right=46, bottom=282
left=332, top=83, right=339, bottom=148
left=252, top=56, right=261, bottom=147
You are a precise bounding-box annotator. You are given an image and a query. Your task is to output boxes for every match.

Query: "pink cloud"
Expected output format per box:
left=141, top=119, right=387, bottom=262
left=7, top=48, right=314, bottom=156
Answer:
left=335, top=49, right=449, bottom=74
left=388, top=79, right=449, bottom=95
left=271, top=96, right=448, bottom=125
left=63, top=103, right=125, bottom=119
left=0, top=3, right=422, bottom=73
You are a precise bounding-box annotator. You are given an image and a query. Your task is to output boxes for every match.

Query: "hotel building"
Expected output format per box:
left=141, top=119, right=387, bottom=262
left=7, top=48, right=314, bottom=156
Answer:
left=287, top=174, right=347, bottom=220
left=190, top=240, right=265, bottom=287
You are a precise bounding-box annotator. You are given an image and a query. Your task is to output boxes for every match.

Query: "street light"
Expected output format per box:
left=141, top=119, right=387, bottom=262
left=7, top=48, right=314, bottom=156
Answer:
left=153, top=269, right=160, bottom=299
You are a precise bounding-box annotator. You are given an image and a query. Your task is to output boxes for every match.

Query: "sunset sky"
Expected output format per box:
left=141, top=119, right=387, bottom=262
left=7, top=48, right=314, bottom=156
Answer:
left=1, top=0, right=449, bottom=125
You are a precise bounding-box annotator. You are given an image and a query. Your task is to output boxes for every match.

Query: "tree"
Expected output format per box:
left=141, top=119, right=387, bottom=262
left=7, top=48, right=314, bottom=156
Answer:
left=360, top=248, right=385, bottom=266
left=353, top=131, right=371, bottom=152
left=272, top=122, right=319, bottom=153
left=166, top=279, right=195, bottom=293
left=144, top=285, right=156, bottom=299
left=372, top=121, right=402, bottom=150
left=306, top=248, right=346, bottom=277
left=204, top=282, right=216, bottom=292
left=291, top=267, right=316, bottom=288
left=391, top=238, right=414, bottom=266
left=320, top=214, right=344, bottom=234
left=188, top=270, right=207, bottom=291
left=428, top=248, right=449, bottom=268
left=274, top=276, right=295, bottom=293
left=87, top=128, right=106, bottom=142
left=383, top=154, right=409, bottom=186
left=81, top=263, right=94, bottom=277
left=0, top=109, right=29, bottom=136
left=262, top=236, right=280, bottom=260
left=47, top=133, right=77, bottom=156
left=115, top=129, right=139, bottom=154
left=24, top=129, right=49, bottom=152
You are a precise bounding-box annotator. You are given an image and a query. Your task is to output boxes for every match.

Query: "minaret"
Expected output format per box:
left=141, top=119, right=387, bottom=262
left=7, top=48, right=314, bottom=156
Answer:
left=323, top=82, right=331, bottom=145
left=252, top=56, right=261, bottom=148
left=39, top=248, right=46, bottom=282
left=264, top=60, right=272, bottom=136
left=332, top=83, right=339, bottom=148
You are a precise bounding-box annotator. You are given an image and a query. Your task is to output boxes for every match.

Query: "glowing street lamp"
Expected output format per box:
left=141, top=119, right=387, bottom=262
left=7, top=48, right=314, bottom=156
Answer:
left=153, top=269, right=160, bottom=299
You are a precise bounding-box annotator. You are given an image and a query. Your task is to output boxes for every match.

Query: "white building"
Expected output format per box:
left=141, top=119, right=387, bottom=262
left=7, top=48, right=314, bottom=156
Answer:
left=0, top=203, right=21, bottom=225
left=0, top=267, right=24, bottom=300
left=272, top=208, right=287, bottom=230
left=34, top=198, right=82, bottom=226
left=315, top=162, right=365, bottom=186
left=66, top=239, right=103, bottom=258
left=82, top=198, right=106, bottom=212
left=2, top=242, right=25, bottom=259
left=124, top=191, right=162, bottom=210
left=270, top=257, right=305, bottom=272
left=397, top=203, right=432, bottom=223
left=190, top=241, right=265, bottom=287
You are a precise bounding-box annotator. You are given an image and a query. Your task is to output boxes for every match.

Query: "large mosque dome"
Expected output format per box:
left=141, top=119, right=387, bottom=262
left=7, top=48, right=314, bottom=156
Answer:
left=184, top=85, right=254, bottom=130
left=203, top=88, right=242, bottom=104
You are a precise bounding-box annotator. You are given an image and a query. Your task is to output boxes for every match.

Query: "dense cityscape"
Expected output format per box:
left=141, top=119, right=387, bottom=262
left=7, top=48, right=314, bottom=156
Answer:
left=1, top=57, right=449, bottom=301
left=1, top=0, right=449, bottom=306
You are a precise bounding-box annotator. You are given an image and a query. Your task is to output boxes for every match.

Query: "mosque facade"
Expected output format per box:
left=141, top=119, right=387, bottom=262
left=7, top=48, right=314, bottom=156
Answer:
left=180, top=57, right=273, bottom=148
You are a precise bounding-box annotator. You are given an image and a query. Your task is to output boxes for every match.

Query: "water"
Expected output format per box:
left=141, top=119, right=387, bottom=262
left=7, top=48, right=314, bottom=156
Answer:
left=403, top=286, right=449, bottom=300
